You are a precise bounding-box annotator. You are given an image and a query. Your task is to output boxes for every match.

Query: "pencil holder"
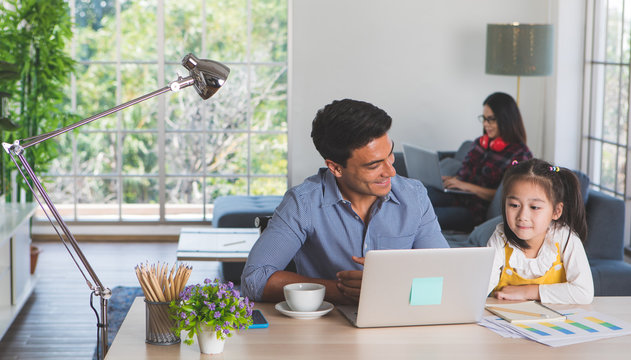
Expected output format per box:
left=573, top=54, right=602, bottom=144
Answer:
left=144, top=299, right=180, bottom=345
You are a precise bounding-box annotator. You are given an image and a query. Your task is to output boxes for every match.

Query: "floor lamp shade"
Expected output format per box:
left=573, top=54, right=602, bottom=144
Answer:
left=485, top=23, right=554, bottom=76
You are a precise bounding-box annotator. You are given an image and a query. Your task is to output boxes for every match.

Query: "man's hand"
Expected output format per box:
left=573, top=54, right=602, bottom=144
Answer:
left=494, top=284, right=540, bottom=301
left=335, top=256, right=365, bottom=304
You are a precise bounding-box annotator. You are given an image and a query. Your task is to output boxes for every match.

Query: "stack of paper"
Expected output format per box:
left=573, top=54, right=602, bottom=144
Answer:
left=480, top=308, right=631, bottom=347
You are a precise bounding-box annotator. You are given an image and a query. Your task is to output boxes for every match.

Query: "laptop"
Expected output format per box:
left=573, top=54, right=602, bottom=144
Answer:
left=402, top=143, right=472, bottom=194
left=337, top=247, right=494, bottom=328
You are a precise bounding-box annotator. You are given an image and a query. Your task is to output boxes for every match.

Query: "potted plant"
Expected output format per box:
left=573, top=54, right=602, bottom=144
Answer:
left=170, top=278, right=254, bottom=354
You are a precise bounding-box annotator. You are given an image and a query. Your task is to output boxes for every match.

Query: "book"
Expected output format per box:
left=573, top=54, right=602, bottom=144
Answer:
left=485, top=301, right=566, bottom=323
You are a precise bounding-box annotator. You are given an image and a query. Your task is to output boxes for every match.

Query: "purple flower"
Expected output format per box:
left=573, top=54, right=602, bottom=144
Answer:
left=180, top=312, right=186, bottom=319
left=185, top=319, right=190, bottom=326
left=232, top=289, right=240, bottom=297
left=227, top=281, right=234, bottom=289
left=230, top=305, right=235, bottom=312
left=214, top=311, right=221, bottom=319
left=215, top=325, right=221, bottom=331
left=235, top=312, right=240, bottom=318
left=209, top=303, right=216, bottom=310
left=204, top=278, right=212, bottom=284
left=219, top=301, right=226, bottom=308
left=223, top=329, right=231, bottom=335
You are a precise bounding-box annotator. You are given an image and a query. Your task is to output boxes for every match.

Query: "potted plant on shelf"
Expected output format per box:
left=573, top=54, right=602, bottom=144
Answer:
left=170, top=278, right=254, bottom=354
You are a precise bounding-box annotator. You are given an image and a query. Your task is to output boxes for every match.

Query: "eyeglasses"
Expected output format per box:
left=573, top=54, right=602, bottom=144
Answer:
left=477, top=115, right=497, bottom=124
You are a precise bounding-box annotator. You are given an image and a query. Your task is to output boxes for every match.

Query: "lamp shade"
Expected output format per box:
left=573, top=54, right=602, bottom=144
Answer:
left=485, top=23, right=554, bottom=76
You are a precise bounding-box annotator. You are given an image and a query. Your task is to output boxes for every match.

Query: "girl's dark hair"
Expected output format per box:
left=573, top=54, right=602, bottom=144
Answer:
left=501, top=158, right=587, bottom=249
left=311, top=99, right=392, bottom=167
left=483, top=92, right=527, bottom=144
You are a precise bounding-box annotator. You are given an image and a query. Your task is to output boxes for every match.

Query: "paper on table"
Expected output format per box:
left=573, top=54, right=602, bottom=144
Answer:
left=480, top=308, right=631, bottom=347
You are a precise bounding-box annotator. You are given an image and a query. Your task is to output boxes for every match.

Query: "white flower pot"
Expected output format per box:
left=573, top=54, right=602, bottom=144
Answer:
left=197, top=326, right=226, bottom=354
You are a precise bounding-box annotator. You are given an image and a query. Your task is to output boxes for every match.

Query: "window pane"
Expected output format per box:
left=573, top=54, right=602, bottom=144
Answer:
left=77, top=177, right=117, bottom=204
left=206, top=0, right=248, bottom=62
left=207, top=132, right=248, bottom=175
left=600, top=142, right=618, bottom=191
left=606, top=1, right=625, bottom=62
left=77, top=132, right=117, bottom=175
left=209, top=64, right=249, bottom=130
left=165, top=133, right=205, bottom=174
left=617, top=145, right=626, bottom=194
left=165, top=0, right=203, bottom=61
left=251, top=177, right=286, bottom=195
left=165, top=177, right=205, bottom=221
left=251, top=0, right=288, bottom=62
left=603, top=65, right=622, bottom=143
left=251, top=133, right=287, bottom=175
left=206, top=177, right=247, bottom=203
left=121, top=64, right=158, bottom=129
left=42, top=176, right=74, bottom=206
left=122, top=177, right=159, bottom=220
left=76, top=64, right=118, bottom=130
left=48, top=136, right=73, bottom=174
left=251, top=65, right=287, bottom=131
left=618, top=65, right=629, bottom=146
left=165, top=64, right=208, bottom=131
left=120, top=1, right=157, bottom=61
left=75, top=0, right=117, bottom=61
left=122, top=133, right=158, bottom=175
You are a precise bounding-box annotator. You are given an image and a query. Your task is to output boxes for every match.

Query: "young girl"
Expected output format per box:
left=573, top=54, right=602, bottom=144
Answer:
left=487, top=158, right=594, bottom=304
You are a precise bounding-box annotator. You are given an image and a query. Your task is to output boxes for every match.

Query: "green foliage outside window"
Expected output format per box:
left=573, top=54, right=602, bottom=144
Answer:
left=0, top=0, right=77, bottom=201
left=41, top=0, right=288, bottom=219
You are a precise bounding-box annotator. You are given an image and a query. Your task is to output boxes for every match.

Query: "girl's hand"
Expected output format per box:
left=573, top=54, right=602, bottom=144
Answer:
left=494, top=285, right=540, bottom=301
left=443, top=176, right=468, bottom=191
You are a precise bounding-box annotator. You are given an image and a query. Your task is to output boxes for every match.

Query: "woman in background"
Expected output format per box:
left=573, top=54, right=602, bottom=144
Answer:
left=429, top=92, right=533, bottom=232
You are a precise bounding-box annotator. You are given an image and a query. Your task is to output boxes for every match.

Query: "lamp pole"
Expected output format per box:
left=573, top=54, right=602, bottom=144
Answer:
left=2, top=53, right=229, bottom=360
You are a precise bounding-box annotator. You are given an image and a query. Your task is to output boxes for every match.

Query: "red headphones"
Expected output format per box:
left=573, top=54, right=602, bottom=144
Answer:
left=479, top=134, right=508, bottom=152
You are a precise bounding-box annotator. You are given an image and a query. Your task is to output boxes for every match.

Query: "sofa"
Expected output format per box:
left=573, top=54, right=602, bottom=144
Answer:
left=394, top=147, right=631, bottom=296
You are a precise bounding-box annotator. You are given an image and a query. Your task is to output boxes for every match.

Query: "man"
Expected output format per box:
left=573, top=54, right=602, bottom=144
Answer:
left=241, top=99, right=448, bottom=304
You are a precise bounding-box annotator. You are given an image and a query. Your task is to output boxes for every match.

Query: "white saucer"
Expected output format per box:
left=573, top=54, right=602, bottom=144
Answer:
left=275, top=301, right=334, bottom=319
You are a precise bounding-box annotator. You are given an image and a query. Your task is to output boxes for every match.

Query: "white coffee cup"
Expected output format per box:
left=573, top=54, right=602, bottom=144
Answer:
left=283, top=283, right=325, bottom=312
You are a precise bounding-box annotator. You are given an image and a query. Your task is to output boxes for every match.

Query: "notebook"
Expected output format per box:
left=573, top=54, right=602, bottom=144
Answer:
left=402, top=143, right=473, bottom=194
left=337, top=247, right=494, bottom=328
left=485, top=301, right=566, bottom=323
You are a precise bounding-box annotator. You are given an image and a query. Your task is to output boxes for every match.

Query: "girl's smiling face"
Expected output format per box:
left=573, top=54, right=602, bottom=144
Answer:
left=505, top=179, right=563, bottom=250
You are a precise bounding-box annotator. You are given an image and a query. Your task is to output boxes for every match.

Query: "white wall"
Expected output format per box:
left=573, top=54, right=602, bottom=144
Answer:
left=288, top=0, right=585, bottom=186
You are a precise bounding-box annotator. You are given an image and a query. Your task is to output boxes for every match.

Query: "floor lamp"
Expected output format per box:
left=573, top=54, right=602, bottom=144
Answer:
left=2, top=53, right=229, bottom=360
left=485, top=23, right=554, bottom=105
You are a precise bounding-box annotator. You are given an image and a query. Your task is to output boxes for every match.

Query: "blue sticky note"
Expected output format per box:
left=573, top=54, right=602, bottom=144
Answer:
left=409, top=277, right=443, bottom=305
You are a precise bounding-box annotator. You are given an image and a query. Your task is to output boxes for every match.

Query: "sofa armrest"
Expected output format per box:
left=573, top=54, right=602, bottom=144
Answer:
left=584, top=189, right=625, bottom=261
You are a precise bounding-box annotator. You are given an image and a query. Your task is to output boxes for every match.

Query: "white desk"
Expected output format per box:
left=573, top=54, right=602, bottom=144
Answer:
left=105, top=297, right=631, bottom=359
left=176, top=227, right=259, bottom=262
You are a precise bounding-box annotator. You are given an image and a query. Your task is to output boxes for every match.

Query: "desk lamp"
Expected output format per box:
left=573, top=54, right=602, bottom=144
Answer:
left=2, top=53, right=229, bottom=360
left=485, top=23, right=554, bottom=105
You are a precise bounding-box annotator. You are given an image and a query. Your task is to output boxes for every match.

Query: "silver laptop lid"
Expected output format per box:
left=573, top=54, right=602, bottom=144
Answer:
left=402, top=143, right=444, bottom=190
left=355, top=247, right=494, bottom=328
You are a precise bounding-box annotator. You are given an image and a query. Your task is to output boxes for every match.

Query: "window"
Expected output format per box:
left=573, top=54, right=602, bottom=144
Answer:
left=45, top=0, right=287, bottom=222
left=583, top=0, right=631, bottom=249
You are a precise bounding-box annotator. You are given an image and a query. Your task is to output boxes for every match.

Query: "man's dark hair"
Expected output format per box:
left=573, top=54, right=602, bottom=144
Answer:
left=310, top=99, right=392, bottom=167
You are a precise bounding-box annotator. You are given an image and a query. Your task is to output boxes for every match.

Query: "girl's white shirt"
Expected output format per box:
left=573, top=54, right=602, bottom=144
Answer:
left=486, top=222, right=594, bottom=304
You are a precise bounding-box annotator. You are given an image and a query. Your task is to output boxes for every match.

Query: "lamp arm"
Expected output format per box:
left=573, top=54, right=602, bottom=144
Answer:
left=19, top=75, right=195, bottom=149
